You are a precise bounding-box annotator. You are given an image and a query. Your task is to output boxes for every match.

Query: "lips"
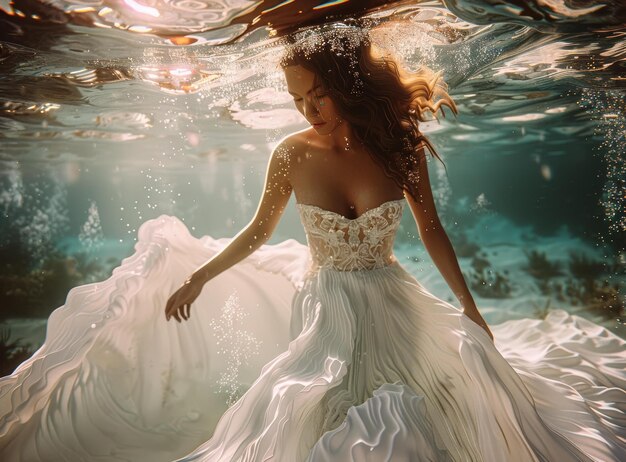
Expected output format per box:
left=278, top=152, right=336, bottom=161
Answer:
left=312, top=122, right=326, bottom=127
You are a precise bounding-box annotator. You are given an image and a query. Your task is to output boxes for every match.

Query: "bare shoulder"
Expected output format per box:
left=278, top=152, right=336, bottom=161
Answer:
left=276, top=128, right=311, bottom=151
left=269, top=129, right=311, bottom=168
left=262, top=130, right=307, bottom=193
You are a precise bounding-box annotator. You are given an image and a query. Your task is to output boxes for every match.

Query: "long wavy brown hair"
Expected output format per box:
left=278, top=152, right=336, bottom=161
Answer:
left=279, top=23, right=458, bottom=200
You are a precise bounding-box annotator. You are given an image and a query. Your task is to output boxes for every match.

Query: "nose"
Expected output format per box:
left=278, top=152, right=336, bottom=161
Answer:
left=302, top=96, right=320, bottom=119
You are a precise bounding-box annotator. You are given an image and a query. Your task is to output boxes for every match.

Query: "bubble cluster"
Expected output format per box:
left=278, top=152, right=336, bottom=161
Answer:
left=471, top=193, right=492, bottom=213
left=79, top=200, right=104, bottom=253
left=0, top=165, right=24, bottom=215
left=1, top=169, right=70, bottom=266
left=576, top=89, right=625, bottom=239
left=280, top=21, right=372, bottom=96
left=209, top=290, right=262, bottom=406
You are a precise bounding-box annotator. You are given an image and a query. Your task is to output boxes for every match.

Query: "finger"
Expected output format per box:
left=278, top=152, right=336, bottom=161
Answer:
left=165, top=296, right=178, bottom=320
left=185, top=303, right=191, bottom=320
left=172, top=307, right=182, bottom=323
left=166, top=300, right=177, bottom=321
left=181, top=304, right=188, bottom=321
left=168, top=294, right=184, bottom=320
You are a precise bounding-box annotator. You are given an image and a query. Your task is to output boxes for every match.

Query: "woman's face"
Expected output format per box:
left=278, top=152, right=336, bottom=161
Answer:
left=283, top=65, right=343, bottom=135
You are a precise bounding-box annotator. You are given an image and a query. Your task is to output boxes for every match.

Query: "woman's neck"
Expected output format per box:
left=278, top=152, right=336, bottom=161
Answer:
left=323, top=120, right=364, bottom=154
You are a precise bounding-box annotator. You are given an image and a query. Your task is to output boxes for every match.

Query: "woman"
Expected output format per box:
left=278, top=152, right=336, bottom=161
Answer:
left=1, top=24, right=625, bottom=462
left=162, top=25, right=625, bottom=461
left=166, top=25, right=494, bottom=341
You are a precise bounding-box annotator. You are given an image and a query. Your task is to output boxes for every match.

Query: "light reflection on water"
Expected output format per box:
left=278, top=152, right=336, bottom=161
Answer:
left=0, top=0, right=624, bottom=341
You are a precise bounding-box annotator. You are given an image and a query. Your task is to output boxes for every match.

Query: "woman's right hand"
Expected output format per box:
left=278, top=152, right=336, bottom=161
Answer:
left=165, top=274, right=205, bottom=322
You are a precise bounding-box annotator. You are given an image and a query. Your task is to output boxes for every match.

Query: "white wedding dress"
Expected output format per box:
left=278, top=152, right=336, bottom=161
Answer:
left=1, top=198, right=625, bottom=461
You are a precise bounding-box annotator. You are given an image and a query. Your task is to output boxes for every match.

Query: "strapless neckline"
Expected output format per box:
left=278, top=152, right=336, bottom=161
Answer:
left=295, top=198, right=404, bottom=222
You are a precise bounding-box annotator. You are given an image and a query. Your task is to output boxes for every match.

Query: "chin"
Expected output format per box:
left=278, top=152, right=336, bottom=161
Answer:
left=312, top=124, right=329, bottom=132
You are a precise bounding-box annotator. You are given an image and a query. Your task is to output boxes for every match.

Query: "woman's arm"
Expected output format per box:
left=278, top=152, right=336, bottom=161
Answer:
left=403, top=147, right=493, bottom=339
left=165, top=137, right=294, bottom=322
left=191, top=137, right=294, bottom=284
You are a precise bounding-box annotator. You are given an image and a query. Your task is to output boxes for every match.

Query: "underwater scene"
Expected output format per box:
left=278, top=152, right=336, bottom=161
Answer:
left=0, top=0, right=624, bottom=381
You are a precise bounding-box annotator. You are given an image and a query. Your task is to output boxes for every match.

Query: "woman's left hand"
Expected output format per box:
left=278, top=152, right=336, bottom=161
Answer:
left=165, top=274, right=205, bottom=322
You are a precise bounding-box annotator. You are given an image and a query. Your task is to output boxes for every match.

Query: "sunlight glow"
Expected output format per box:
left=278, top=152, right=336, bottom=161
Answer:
left=313, top=0, right=349, bottom=9
left=170, top=68, right=193, bottom=77
left=124, top=0, right=160, bottom=18
left=501, top=113, right=547, bottom=122
left=264, top=0, right=295, bottom=14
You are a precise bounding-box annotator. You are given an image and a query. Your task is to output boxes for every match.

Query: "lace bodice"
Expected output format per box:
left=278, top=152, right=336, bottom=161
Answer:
left=296, top=198, right=405, bottom=271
